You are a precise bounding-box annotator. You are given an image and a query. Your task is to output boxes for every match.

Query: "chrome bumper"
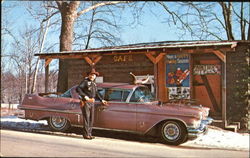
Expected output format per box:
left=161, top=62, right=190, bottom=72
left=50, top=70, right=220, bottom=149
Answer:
left=187, top=117, right=213, bottom=139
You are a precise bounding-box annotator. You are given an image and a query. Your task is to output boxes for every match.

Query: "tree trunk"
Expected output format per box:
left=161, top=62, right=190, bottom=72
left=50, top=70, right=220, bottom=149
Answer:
left=57, top=2, right=79, bottom=93
left=220, top=2, right=234, bottom=40
left=248, top=16, right=250, bottom=40
left=240, top=2, right=246, bottom=40
left=32, top=16, right=51, bottom=93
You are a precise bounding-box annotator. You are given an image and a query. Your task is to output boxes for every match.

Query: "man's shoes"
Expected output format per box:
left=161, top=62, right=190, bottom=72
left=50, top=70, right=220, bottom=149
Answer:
left=83, top=135, right=92, bottom=139
left=90, top=136, right=95, bottom=139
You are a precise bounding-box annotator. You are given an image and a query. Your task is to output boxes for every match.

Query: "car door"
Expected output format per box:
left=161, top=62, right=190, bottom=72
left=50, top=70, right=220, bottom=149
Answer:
left=95, top=88, right=136, bottom=131
left=129, top=86, right=158, bottom=133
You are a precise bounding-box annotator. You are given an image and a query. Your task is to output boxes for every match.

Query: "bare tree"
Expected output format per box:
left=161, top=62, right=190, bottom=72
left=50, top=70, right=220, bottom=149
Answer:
left=5, top=1, right=147, bottom=95
left=1, top=2, right=19, bottom=103
left=1, top=71, right=19, bottom=104
left=73, top=1, right=124, bottom=49
left=53, top=1, right=132, bottom=92
left=20, top=1, right=148, bottom=93
left=20, top=1, right=59, bottom=93
left=31, top=11, right=52, bottom=93
left=157, top=1, right=250, bottom=40
left=7, top=25, right=39, bottom=97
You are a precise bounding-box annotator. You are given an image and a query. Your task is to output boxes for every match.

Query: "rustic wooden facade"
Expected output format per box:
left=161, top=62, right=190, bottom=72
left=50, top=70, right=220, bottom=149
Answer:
left=35, top=41, right=249, bottom=131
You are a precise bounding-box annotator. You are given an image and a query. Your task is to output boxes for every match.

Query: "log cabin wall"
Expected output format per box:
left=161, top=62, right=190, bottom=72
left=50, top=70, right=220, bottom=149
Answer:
left=67, top=53, right=154, bottom=88
left=226, top=42, right=249, bottom=129
left=96, top=54, right=154, bottom=83
left=67, top=59, right=89, bottom=88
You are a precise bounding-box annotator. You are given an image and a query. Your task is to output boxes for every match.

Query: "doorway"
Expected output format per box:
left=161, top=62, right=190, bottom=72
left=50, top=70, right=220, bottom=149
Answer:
left=192, top=54, right=222, bottom=116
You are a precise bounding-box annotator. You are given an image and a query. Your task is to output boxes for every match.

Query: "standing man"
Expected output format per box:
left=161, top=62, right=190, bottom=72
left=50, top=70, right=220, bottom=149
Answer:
left=76, top=68, right=108, bottom=139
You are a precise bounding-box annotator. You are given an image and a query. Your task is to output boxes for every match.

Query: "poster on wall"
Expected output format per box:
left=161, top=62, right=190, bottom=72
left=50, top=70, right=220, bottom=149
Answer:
left=166, top=54, right=190, bottom=100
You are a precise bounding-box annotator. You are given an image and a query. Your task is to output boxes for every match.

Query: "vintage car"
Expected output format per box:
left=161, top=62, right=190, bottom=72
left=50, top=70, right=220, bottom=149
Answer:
left=18, top=82, right=213, bottom=145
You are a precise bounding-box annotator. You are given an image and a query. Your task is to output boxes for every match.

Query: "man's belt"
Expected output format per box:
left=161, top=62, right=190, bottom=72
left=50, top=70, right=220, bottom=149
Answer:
left=80, top=98, right=95, bottom=107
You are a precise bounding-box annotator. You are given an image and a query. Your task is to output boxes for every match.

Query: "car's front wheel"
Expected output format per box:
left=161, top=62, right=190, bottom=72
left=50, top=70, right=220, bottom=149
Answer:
left=160, top=121, right=187, bottom=145
left=48, top=116, right=71, bottom=132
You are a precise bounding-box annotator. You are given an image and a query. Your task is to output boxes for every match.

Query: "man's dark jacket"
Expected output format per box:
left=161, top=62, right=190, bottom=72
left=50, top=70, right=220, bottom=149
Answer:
left=76, top=77, right=103, bottom=101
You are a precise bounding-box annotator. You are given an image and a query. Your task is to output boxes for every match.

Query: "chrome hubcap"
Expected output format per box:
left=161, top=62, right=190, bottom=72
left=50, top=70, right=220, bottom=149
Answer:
left=51, top=116, right=66, bottom=128
left=163, top=123, right=180, bottom=140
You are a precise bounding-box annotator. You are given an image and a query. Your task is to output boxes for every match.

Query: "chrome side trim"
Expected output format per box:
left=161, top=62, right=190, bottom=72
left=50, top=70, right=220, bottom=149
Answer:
left=71, top=124, right=141, bottom=134
left=19, top=106, right=81, bottom=114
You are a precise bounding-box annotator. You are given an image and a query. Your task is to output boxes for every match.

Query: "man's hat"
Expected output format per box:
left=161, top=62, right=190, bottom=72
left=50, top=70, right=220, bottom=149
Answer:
left=87, top=68, right=99, bottom=76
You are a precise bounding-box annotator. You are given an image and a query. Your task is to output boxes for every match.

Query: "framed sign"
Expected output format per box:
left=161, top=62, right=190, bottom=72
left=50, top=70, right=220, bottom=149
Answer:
left=166, top=54, right=190, bottom=99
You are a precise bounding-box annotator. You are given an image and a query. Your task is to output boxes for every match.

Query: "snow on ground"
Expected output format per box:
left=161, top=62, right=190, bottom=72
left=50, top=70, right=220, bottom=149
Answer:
left=1, top=115, right=48, bottom=130
left=184, top=126, right=249, bottom=151
left=1, top=115, right=249, bottom=151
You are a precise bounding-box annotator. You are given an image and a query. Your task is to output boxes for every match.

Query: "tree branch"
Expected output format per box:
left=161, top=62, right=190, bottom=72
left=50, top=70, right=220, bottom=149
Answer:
left=55, top=1, right=62, bottom=11
left=77, top=1, right=130, bottom=17
left=42, top=11, right=60, bottom=22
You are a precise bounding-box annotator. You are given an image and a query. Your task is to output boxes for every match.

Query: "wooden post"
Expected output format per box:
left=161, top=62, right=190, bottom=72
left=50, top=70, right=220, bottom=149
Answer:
left=190, top=54, right=194, bottom=100
left=145, top=52, right=166, bottom=101
left=157, top=55, right=168, bottom=102
left=45, top=58, right=52, bottom=93
left=222, top=53, right=227, bottom=128
left=154, top=63, right=158, bottom=99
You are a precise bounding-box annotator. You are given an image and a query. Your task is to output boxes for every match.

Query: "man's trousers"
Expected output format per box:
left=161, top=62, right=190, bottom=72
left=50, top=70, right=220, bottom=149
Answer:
left=80, top=101, right=95, bottom=137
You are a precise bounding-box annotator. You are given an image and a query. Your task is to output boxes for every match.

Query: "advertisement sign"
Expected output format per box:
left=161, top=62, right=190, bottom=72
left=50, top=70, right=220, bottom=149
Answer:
left=166, top=54, right=190, bottom=99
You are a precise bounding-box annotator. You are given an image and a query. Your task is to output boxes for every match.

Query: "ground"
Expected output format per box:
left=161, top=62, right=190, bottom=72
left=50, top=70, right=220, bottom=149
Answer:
left=0, top=108, right=249, bottom=151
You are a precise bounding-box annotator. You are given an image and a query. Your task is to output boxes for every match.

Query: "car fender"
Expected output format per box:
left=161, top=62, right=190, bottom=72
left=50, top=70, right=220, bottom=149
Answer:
left=143, top=117, right=188, bottom=135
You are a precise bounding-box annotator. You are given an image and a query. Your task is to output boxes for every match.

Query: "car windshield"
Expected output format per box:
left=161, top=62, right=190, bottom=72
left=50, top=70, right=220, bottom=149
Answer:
left=130, top=86, right=155, bottom=102
left=59, top=88, right=72, bottom=98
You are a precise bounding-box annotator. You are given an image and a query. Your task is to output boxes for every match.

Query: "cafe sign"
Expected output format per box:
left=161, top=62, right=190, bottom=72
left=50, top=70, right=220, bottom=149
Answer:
left=113, top=55, right=133, bottom=62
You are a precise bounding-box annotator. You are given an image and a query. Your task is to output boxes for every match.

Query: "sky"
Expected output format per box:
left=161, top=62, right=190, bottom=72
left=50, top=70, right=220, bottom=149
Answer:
left=2, top=1, right=249, bottom=50
left=1, top=1, right=249, bottom=74
left=2, top=1, right=191, bottom=52
left=2, top=1, right=185, bottom=73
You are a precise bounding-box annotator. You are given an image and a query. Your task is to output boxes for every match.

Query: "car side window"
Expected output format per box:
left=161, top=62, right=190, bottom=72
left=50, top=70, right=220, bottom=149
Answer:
left=122, top=90, right=130, bottom=102
left=105, top=89, right=122, bottom=101
left=104, top=89, right=130, bottom=102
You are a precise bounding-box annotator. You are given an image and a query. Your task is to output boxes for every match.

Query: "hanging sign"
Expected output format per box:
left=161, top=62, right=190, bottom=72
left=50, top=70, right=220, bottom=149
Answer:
left=193, top=65, right=221, bottom=75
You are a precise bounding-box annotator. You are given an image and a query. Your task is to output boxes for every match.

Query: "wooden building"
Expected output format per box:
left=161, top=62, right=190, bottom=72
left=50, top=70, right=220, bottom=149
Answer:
left=35, top=40, right=249, bottom=131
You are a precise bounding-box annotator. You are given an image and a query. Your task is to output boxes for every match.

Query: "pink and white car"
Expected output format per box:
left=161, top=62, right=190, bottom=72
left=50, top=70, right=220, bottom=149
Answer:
left=18, top=82, right=213, bottom=145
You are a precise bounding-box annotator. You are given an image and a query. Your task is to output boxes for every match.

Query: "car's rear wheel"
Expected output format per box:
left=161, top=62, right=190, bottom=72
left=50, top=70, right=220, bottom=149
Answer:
left=48, top=116, right=71, bottom=132
left=160, top=121, right=187, bottom=145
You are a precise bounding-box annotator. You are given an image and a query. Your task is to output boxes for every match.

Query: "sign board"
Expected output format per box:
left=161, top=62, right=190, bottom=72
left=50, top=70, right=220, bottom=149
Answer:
left=166, top=54, right=190, bottom=99
left=193, top=65, right=221, bottom=75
